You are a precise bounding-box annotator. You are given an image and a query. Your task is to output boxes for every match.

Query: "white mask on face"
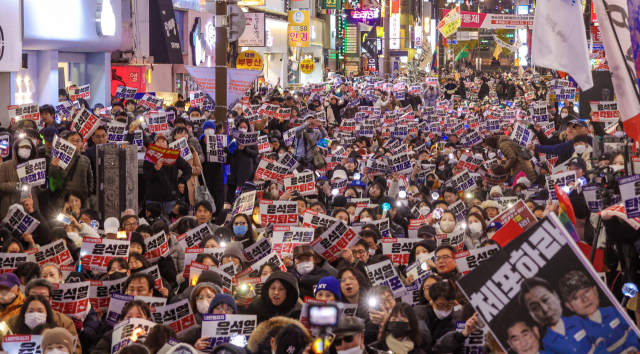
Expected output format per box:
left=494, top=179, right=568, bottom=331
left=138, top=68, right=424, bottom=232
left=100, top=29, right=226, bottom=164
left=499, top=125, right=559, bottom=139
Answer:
left=574, top=145, right=586, bottom=154
left=239, top=128, right=248, bottom=133
left=337, top=344, right=364, bottom=354
left=561, top=113, right=568, bottom=118
left=18, top=148, right=31, bottom=159
left=368, top=248, right=376, bottom=256
left=296, top=261, right=314, bottom=275
left=419, top=206, right=431, bottom=215
left=417, top=253, right=430, bottom=263
left=440, top=221, right=455, bottom=233
left=205, top=128, right=215, bottom=135
left=468, top=222, right=483, bottom=234
left=612, top=164, right=624, bottom=172
left=25, top=312, right=47, bottom=329
left=46, top=350, right=68, bottom=354
left=278, top=153, right=285, bottom=159
left=360, top=217, right=373, bottom=222
left=614, top=131, right=624, bottom=138
left=434, top=308, right=452, bottom=320
left=438, top=166, right=445, bottom=171
left=197, top=299, right=211, bottom=314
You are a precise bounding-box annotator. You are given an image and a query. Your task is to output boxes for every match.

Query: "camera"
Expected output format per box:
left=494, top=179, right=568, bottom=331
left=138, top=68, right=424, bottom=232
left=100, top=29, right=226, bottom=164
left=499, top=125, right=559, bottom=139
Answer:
left=309, top=303, right=342, bottom=327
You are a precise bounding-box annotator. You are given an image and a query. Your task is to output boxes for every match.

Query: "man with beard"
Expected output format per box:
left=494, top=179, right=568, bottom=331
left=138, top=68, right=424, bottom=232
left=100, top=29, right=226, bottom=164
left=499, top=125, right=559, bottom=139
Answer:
left=505, top=317, right=549, bottom=354
left=519, top=277, right=608, bottom=354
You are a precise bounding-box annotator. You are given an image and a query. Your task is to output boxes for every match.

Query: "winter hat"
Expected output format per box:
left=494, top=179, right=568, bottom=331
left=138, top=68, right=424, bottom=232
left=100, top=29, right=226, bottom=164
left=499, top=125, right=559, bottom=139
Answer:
left=221, top=242, right=245, bottom=266
left=202, top=120, right=216, bottom=131
left=42, top=327, right=74, bottom=353
left=208, top=293, right=238, bottom=314
left=332, top=195, right=348, bottom=208
left=417, top=225, right=437, bottom=239
left=481, top=200, right=502, bottom=213
left=197, top=270, right=224, bottom=289
left=41, top=126, right=58, bottom=143
left=314, top=277, right=341, bottom=300
left=512, top=171, right=527, bottom=187
left=275, top=324, right=310, bottom=354
left=129, top=232, right=147, bottom=254
left=192, top=281, right=223, bottom=303
left=332, top=169, right=348, bottom=180
left=487, top=221, right=503, bottom=232
left=489, top=185, right=503, bottom=197
left=515, top=177, right=531, bottom=188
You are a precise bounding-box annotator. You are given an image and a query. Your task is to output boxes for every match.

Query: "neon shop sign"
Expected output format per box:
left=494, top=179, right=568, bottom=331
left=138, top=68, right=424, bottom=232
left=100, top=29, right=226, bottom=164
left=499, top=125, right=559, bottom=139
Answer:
left=351, top=10, right=379, bottom=19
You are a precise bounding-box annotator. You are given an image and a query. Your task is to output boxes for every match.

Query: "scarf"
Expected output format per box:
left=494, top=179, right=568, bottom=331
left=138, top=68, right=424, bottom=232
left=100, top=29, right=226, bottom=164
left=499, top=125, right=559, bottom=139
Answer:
left=385, top=335, right=414, bottom=354
left=439, top=267, right=460, bottom=280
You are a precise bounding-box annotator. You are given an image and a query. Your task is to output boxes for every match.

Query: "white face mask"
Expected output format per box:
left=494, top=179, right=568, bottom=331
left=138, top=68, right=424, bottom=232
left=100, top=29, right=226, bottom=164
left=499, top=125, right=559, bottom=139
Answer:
left=560, top=112, right=568, bottom=118
left=613, top=131, right=624, bottom=138
left=25, top=312, right=47, bottom=329
left=239, top=128, right=248, bottom=133
left=440, top=220, right=456, bottom=233
left=0, top=290, right=16, bottom=304
left=278, top=154, right=285, bottom=159
left=416, top=253, right=430, bottom=263
left=205, top=128, right=215, bottom=135
left=468, top=222, right=483, bottom=234
left=612, top=164, right=624, bottom=172
left=574, top=145, right=586, bottom=154
left=46, top=350, right=68, bottom=354
left=438, top=166, right=445, bottom=171
left=296, top=261, right=314, bottom=275
left=368, top=248, right=376, bottom=256
left=488, top=152, right=496, bottom=159
left=434, top=308, right=453, bottom=320
left=337, top=344, right=364, bottom=354
left=197, top=299, right=211, bottom=314
left=360, top=217, right=373, bottom=222
left=18, top=148, right=31, bottom=159
left=419, top=206, right=431, bottom=216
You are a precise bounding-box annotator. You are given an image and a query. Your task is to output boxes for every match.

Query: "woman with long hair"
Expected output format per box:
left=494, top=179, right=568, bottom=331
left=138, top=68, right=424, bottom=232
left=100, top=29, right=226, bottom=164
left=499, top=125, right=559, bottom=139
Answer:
left=7, top=295, right=57, bottom=334
left=371, top=303, right=425, bottom=354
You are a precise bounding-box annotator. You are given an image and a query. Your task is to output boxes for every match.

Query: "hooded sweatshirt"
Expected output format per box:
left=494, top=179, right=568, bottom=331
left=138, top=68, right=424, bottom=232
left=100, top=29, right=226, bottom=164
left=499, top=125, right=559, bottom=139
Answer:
left=245, top=271, right=301, bottom=324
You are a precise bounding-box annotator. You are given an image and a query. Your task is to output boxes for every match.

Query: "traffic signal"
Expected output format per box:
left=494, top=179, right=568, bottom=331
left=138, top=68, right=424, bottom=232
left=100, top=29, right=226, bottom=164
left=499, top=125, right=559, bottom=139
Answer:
left=505, top=33, right=514, bottom=38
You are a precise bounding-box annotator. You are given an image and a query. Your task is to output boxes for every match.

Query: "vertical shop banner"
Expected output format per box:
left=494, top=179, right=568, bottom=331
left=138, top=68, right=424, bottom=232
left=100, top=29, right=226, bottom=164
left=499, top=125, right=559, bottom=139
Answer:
left=288, top=11, right=310, bottom=47
left=390, top=14, right=401, bottom=49
left=458, top=214, right=640, bottom=354
left=322, top=0, right=340, bottom=9
left=1, top=207, right=40, bottom=239
left=239, top=13, right=266, bottom=47
left=51, top=135, right=77, bottom=170
left=185, top=66, right=262, bottom=109
left=51, top=281, right=90, bottom=321
left=80, top=238, right=130, bottom=273
left=69, top=84, right=91, bottom=101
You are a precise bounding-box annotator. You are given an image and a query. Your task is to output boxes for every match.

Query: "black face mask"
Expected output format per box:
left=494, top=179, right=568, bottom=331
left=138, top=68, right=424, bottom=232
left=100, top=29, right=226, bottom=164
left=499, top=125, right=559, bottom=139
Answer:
left=388, top=321, right=411, bottom=339
left=130, top=267, right=144, bottom=274
left=426, top=180, right=435, bottom=188
left=108, top=271, right=128, bottom=281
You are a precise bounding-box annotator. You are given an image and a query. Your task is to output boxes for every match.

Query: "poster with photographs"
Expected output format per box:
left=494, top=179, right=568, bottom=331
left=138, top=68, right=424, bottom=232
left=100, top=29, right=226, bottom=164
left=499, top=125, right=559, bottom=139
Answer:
left=457, top=214, right=640, bottom=354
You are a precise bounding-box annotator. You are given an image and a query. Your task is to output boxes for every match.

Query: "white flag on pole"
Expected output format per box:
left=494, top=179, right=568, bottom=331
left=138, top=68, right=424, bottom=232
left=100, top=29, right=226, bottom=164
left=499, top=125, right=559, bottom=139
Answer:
left=592, top=0, right=640, bottom=142
left=531, top=0, right=593, bottom=90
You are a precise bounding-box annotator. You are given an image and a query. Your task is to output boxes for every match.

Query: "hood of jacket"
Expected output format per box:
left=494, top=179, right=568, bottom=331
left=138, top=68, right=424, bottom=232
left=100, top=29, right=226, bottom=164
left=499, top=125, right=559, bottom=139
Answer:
left=408, top=240, right=437, bottom=265
left=190, top=282, right=223, bottom=304
left=260, top=271, right=299, bottom=310
left=247, top=316, right=313, bottom=353
left=12, top=138, right=37, bottom=165
left=424, top=172, right=441, bottom=191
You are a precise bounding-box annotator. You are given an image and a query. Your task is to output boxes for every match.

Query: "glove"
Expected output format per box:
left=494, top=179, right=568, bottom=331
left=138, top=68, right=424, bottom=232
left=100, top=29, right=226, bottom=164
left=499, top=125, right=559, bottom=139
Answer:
left=72, top=317, right=84, bottom=331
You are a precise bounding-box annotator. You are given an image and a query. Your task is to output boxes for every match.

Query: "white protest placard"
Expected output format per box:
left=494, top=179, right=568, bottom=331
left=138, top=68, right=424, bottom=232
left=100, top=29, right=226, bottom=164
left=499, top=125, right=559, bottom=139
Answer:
left=457, top=152, right=482, bottom=171
left=509, top=123, right=533, bottom=147
left=149, top=298, right=197, bottom=335
left=111, top=318, right=157, bottom=353
left=590, top=101, right=620, bottom=122
left=201, top=314, right=258, bottom=350
left=16, top=158, right=47, bottom=186
left=26, top=238, right=72, bottom=267
left=301, top=209, right=341, bottom=229
left=254, top=157, right=289, bottom=181
left=106, top=120, right=127, bottom=142
left=546, top=170, right=576, bottom=203
left=232, top=131, right=260, bottom=145
left=115, top=86, right=138, bottom=100
left=283, top=129, right=296, bottom=146
left=188, top=261, right=234, bottom=293
left=259, top=199, right=298, bottom=226
left=1, top=207, right=40, bottom=240
left=206, top=134, right=228, bottom=163
left=139, top=93, right=164, bottom=110
left=257, top=135, right=271, bottom=154
left=182, top=247, right=225, bottom=278
left=143, top=231, right=171, bottom=263
left=530, top=102, right=549, bottom=123
left=283, top=171, right=315, bottom=196
left=450, top=170, right=477, bottom=193
left=278, top=152, right=299, bottom=172
left=168, top=137, right=193, bottom=161
left=232, top=191, right=256, bottom=216
left=2, top=335, right=44, bottom=354
left=365, top=258, right=408, bottom=298
left=401, top=284, right=422, bottom=306
left=51, top=135, right=77, bottom=169
left=146, top=112, right=169, bottom=135
left=69, top=84, right=90, bottom=101
left=71, top=108, right=100, bottom=144
left=271, top=226, right=314, bottom=259
left=0, top=253, right=28, bottom=275
left=89, top=276, right=130, bottom=312
left=406, top=253, right=435, bottom=285
left=80, top=237, right=130, bottom=273
left=497, top=196, right=519, bottom=212
left=235, top=253, right=287, bottom=279
left=190, top=91, right=205, bottom=107
left=370, top=218, right=391, bottom=237
left=310, top=221, right=361, bottom=263
left=619, top=174, right=640, bottom=219
left=7, top=103, right=40, bottom=125
left=56, top=100, right=74, bottom=118
left=137, top=265, right=164, bottom=290
left=176, top=223, right=212, bottom=250
left=241, top=237, right=272, bottom=265
left=436, top=229, right=465, bottom=252
left=133, top=130, right=144, bottom=149
left=51, top=281, right=90, bottom=320
left=381, top=238, right=422, bottom=265
left=454, top=245, right=500, bottom=275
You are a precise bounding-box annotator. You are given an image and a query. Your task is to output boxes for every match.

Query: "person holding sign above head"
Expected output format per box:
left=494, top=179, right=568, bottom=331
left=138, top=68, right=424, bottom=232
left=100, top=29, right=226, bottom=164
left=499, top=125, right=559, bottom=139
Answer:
left=143, top=134, right=193, bottom=216
left=50, top=131, right=94, bottom=212
left=225, top=119, right=259, bottom=205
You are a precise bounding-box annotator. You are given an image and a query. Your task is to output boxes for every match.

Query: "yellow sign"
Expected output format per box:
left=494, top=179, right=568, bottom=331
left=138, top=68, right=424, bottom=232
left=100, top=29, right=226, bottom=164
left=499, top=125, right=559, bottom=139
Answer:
left=300, top=58, right=315, bottom=74
left=288, top=10, right=310, bottom=47
left=437, top=7, right=461, bottom=38
left=236, top=50, right=263, bottom=70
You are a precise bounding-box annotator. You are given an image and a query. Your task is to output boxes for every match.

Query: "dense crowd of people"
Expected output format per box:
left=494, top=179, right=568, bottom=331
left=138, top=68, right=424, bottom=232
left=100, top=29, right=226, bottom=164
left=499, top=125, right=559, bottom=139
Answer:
left=0, top=66, right=634, bottom=354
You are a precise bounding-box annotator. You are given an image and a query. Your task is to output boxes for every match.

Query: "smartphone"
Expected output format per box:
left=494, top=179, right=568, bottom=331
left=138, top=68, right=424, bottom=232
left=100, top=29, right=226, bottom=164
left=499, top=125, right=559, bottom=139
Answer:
left=57, top=214, right=71, bottom=225
left=20, top=183, right=31, bottom=201
left=309, top=304, right=340, bottom=327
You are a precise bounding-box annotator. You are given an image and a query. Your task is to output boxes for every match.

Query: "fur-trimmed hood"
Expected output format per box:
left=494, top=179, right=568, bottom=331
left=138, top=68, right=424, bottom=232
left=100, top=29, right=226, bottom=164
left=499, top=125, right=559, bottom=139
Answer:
left=247, top=316, right=312, bottom=353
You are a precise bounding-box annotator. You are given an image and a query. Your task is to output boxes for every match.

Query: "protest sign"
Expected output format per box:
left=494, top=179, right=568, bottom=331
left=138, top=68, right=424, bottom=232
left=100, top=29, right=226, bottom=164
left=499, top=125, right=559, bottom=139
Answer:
left=16, top=158, right=47, bottom=186
left=436, top=229, right=465, bottom=252
left=370, top=218, right=391, bottom=237
left=51, top=281, right=90, bottom=320
left=80, top=238, right=130, bottom=272
left=619, top=174, right=640, bottom=218
left=182, top=247, right=225, bottom=278
left=301, top=209, right=342, bottom=229
left=145, top=112, right=169, bottom=135
left=106, top=120, right=127, bottom=142
left=144, top=143, right=181, bottom=165
left=0, top=133, right=10, bottom=159
left=56, top=100, right=74, bottom=118
left=259, top=199, right=298, bottom=226
left=254, top=157, right=289, bottom=181
left=0, top=253, right=27, bottom=274
left=139, top=93, right=164, bottom=110
left=1, top=207, right=40, bottom=239
left=137, top=265, right=164, bottom=290
left=89, top=276, right=130, bottom=312
left=149, top=299, right=197, bottom=335
left=71, top=108, right=100, bottom=143
left=190, top=91, right=205, bottom=107
left=310, top=221, right=361, bottom=263
left=143, top=231, right=171, bottom=263
left=546, top=171, right=576, bottom=203
left=236, top=253, right=287, bottom=280
left=448, top=199, right=468, bottom=222
left=115, top=86, right=138, bottom=100
left=206, top=134, right=228, bottom=163
left=69, top=84, right=90, bottom=101
left=590, top=101, right=620, bottom=122
left=455, top=322, right=486, bottom=354
left=454, top=245, right=499, bottom=274
left=278, top=152, right=300, bottom=172
left=176, top=223, right=212, bottom=250
left=283, top=171, right=315, bottom=196
left=490, top=200, right=537, bottom=231
left=457, top=152, right=483, bottom=171
left=450, top=170, right=477, bottom=193
left=201, top=314, right=257, bottom=350
left=51, top=135, right=77, bottom=169
left=26, top=238, right=72, bottom=267
left=406, top=253, right=434, bottom=285
left=168, top=137, right=193, bottom=161
left=2, top=335, right=44, bottom=354
left=241, top=237, right=272, bottom=264
left=509, top=123, right=533, bottom=147
left=257, top=135, right=271, bottom=154
left=386, top=152, right=413, bottom=174
left=271, top=226, right=314, bottom=259
left=232, top=191, right=256, bottom=216
left=365, top=258, right=408, bottom=298
left=111, top=318, right=158, bottom=353
left=530, top=102, right=550, bottom=123
left=7, top=103, right=40, bottom=125
left=133, top=130, right=144, bottom=149
left=457, top=214, right=640, bottom=354
left=189, top=261, right=234, bottom=293
left=381, top=238, right=422, bottom=265
left=232, top=131, right=260, bottom=145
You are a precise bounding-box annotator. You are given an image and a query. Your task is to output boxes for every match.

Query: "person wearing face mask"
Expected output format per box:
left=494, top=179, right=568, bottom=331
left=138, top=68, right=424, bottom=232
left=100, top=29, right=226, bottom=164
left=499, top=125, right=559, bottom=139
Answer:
left=435, top=211, right=458, bottom=235
left=190, top=281, right=222, bottom=324
left=331, top=317, right=377, bottom=354
left=225, top=120, right=259, bottom=205
left=370, top=303, right=427, bottom=354
left=570, top=134, right=593, bottom=169
left=9, top=294, right=58, bottom=335
left=288, top=245, right=330, bottom=300
left=42, top=327, right=76, bottom=354
left=198, top=120, right=226, bottom=218
left=228, top=214, right=256, bottom=248
left=0, top=138, right=43, bottom=217
left=0, top=273, right=24, bottom=322
left=423, top=172, right=441, bottom=193
left=292, top=117, right=328, bottom=171
left=463, top=213, right=488, bottom=249
left=420, top=281, right=462, bottom=346
left=182, top=293, right=238, bottom=350
left=404, top=240, right=437, bottom=283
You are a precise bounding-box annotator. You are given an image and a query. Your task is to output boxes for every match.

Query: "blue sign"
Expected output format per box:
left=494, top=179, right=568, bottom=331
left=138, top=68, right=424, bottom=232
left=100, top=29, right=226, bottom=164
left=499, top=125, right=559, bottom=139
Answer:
left=447, top=40, right=451, bottom=44
left=452, top=40, right=458, bottom=44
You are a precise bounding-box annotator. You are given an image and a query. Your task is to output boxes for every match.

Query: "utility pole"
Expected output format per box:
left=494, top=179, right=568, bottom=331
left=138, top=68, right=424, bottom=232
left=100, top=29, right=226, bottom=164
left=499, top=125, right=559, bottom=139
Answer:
left=214, top=0, right=229, bottom=134
left=382, top=1, right=391, bottom=80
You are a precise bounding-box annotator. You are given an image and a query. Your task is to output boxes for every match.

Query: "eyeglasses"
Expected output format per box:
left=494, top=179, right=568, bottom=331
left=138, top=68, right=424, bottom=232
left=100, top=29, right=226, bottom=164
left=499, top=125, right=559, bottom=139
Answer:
left=68, top=139, right=82, bottom=145
left=352, top=250, right=366, bottom=256
left=340, top=276, right=357, bottom=283
left=334, top=335, right=355, bottom=346
left=124, top=222, right=138, bottom=228
left=435, top=255, right=453, bottom=263
left=433, top=301, right=455, bottom=312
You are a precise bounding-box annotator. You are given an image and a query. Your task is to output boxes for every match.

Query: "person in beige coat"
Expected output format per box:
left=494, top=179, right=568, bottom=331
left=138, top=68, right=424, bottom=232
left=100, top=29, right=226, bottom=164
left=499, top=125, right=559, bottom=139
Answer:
left=0, top=138, right=42, bottom=217
left=172, top=127, right=202, bottom=205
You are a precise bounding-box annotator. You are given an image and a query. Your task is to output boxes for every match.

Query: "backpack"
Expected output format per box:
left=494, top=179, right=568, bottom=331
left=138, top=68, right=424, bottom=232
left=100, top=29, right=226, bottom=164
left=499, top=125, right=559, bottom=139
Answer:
left=512, top=141, right=533, bottom=160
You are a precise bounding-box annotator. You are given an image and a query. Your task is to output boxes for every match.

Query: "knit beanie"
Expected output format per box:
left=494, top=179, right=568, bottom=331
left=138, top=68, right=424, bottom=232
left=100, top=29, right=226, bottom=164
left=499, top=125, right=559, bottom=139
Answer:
left=129, top=232, right=147, bottom=255
left=314, top=277, right=341, bottom=300
left=489, top=185, right=503, bottom=196
left=208, top=293, right=238, bottom=314
left=221, top=242, right=245, bottom=267
left=42, top=328, right=74, bottom=353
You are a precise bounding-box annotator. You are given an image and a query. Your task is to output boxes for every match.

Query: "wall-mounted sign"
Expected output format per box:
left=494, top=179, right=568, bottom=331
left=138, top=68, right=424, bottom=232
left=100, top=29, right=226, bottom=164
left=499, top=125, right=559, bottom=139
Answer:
left=321, top=0, right=340, bottom=10
left=288, top=11, right=310, bottom=47
left=236, top=50, right=264, bottom=70
left=414, top=26, right=422, bottom=47
left=300, top=58, right=315, bottom=74
left=390, top=14, right=401, bottom=50
left=238, top=13, right=266, bottom=47
left=149, top=0, right=183, bottom=65
left=190, top=17, right=206, bottom=66
left=345, top=9, right=380, bottom=26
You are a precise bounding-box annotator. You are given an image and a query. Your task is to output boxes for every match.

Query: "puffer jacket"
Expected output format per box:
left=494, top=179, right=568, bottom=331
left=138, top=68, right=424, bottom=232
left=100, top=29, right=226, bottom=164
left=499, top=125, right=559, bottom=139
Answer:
left=247, top=317, right=313, bottom=354
left=49, top=151, right=94, bottom=208
left=245, top=271, right=301, bottom=323
left=497, top=135, right=537, bottom=183
left=0, top=138, right=42, bottom=217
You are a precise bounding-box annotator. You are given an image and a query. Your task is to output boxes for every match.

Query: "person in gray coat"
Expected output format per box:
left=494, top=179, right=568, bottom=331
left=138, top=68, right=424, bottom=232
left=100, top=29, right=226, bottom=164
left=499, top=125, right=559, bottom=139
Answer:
left=422, top=85, right=439, bottom=107
left=292, top=117, right=327, bottom=171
